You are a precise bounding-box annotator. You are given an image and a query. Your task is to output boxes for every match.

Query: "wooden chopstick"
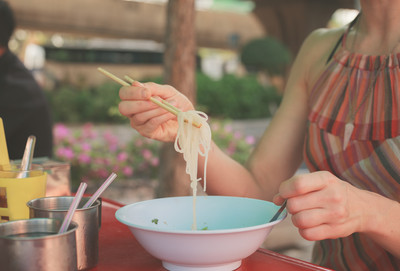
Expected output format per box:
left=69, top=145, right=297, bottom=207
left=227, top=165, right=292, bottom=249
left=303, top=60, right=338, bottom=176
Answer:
left=124, top=75, right=180, bottom=116
left=98, top=67, right=201, bottom=128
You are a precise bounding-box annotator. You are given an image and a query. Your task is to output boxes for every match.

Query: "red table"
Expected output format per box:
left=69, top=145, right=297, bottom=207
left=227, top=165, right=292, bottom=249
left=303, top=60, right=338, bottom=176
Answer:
left=90, top=198, right=333, bottom=271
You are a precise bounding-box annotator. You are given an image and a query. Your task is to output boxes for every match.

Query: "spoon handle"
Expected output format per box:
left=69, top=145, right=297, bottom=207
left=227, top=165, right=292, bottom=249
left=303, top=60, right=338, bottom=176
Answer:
left=17, top=135, right=36, bottom=178
left=269, top=200, right=287, bottom=222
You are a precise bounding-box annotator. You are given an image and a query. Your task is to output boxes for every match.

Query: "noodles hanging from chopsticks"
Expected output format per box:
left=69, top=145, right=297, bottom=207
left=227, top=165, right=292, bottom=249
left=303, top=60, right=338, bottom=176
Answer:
left=174, top=110, right=211, bottom=230
left=97, top=68, right=212, bottom=230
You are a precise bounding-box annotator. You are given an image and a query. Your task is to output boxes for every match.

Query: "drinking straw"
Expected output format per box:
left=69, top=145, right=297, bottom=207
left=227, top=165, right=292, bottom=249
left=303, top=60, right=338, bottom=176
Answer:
left=17, top=135, right=36, bottom=178
left=82, top=172, right=117, bottom=208
left=58, top=182, right=87, bottom=234
left=0, top=118, right=11, bottom=171
left=97, top=67, right=201, bottom=128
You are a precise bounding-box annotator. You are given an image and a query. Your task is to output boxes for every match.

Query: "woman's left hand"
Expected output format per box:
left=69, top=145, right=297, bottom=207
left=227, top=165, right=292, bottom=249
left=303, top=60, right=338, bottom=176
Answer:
left=273, top=171, right=366, bottom=241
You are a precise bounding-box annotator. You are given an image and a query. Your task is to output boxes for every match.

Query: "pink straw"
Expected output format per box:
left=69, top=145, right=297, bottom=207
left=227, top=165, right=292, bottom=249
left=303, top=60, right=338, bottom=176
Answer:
left=58, top=182, right=87, bottom=234
left=82, top=172, right=117, bottom=208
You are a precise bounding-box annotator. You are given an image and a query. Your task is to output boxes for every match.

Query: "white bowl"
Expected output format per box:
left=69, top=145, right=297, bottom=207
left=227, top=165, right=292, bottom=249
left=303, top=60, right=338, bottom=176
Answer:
left=115, top=196, right=286, bottom=271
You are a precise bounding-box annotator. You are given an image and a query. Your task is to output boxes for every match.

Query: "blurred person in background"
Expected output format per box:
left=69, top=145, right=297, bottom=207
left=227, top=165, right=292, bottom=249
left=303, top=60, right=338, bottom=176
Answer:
left=117, top=0, right=400, bottom=270
left=0, top=0, right=53, bottom=160
left=23, top=33, right=46, bottom=88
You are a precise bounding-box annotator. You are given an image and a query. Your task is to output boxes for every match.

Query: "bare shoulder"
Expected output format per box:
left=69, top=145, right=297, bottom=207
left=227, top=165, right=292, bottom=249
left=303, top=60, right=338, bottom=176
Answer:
left=279, top=26, right=347, bottom=116
left=293, top=26, right=346, bottom=90
left=299, top=26, right=345, bottom=64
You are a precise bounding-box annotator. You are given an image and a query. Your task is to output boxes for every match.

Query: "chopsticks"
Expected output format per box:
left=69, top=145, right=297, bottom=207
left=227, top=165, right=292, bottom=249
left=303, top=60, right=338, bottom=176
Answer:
left=124, top=75, right=181, bottom=116
left=98, top=68, right=201, bottom=128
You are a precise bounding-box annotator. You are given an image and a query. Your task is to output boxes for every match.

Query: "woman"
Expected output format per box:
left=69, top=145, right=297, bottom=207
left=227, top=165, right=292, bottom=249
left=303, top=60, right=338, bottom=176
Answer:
left=118, top=1, right=400, bottom=270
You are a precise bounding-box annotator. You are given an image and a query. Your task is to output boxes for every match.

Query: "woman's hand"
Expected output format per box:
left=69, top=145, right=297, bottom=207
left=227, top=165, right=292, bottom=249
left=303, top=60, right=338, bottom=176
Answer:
left=118, top=81, right=194, bottom=142
left=273, top=171, right=367, bottom=241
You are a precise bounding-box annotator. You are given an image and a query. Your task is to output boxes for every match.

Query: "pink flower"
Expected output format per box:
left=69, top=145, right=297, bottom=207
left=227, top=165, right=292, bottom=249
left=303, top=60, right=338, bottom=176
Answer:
left=234, top=131, right=242, bottom=139
left=117, top=152, right=128, bottom=162
left=224, top=124, right=233, bottom=133
left=122, top=166, right=134, bottom=176
left=80, top=142, right=91, bottom=152
left=54, top=124, right=70, bottom=141
left=135, top=139, right=144, bottom=147
left=56, top=147, right=74, bottom=160
left=104, top=131, right=118, bottom=145
left=82, top=123, right=97, bottom=139
left=78, top=153, right=91, bottom=164
left=108, top=143, right=118, bottom=152
left=151, top=157, right=159, bottom=167
left=142, top=149, right=152, bottom=160
left=245, top=135, right=256, bottom=145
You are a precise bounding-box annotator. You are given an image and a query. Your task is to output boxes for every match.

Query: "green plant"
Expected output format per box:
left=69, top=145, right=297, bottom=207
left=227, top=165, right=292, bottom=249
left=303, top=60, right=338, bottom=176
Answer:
left=196, top=73, right=281, bottom=119
left=45, top=82, right=127, bottom=124
left=46, top=72, right=281, bottom=123
left=240, top=36, right=292, bottom=76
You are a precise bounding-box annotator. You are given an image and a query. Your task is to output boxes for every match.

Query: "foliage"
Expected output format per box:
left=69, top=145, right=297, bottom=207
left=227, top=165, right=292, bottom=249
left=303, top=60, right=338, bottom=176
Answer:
left=45, top=73, right=281, bottom=123
left=53, top=120, right=256, bottom=186
left=196, top=73, right=281, bottom=119
left=240, top=36, right=292, bottom=76
left=45, top=81, right=126, bottom=124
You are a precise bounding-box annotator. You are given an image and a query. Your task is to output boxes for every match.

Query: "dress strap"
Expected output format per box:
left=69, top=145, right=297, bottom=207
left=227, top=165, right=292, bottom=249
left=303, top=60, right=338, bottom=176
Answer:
left=326, top=12, right=361, bottom=64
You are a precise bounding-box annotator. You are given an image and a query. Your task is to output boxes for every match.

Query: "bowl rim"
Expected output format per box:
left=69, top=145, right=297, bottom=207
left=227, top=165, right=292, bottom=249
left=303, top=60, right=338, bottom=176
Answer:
left=115, top=196, right=287, bottom=234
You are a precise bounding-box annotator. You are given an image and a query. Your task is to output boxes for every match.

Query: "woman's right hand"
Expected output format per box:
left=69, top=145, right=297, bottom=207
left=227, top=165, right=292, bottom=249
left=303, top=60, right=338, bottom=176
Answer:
left=118, top=81, right=195, bottom=142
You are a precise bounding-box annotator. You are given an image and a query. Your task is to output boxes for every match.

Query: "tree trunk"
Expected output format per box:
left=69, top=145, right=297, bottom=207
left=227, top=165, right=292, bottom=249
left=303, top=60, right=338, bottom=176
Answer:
left=157, top=0, right=196, bottom=197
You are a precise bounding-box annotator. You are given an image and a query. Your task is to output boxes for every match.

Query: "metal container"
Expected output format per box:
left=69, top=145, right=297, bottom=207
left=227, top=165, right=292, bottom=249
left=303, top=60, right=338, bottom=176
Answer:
left=27, top=196, right=101, bottom=270
left=0, top=218, right=78, bottom=271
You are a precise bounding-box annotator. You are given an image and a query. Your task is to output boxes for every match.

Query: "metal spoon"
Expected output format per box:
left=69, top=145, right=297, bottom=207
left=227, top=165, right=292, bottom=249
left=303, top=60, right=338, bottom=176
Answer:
left=269, top=200, right=287, bottom=222
left=17, top=135, right=36, bottom=178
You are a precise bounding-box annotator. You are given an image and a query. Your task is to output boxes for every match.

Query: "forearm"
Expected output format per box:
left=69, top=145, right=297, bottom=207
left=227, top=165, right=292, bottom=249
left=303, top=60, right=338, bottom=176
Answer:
left=360, top=190, right=400, bottom=258
left=197, top=141, right=269, bottom=200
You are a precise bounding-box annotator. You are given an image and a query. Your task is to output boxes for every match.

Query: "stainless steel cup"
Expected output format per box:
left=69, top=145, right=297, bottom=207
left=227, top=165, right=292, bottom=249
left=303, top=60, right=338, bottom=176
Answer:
left=27, top=196, right=101, bottom=270
left=0, top=218, right=78, bottom=271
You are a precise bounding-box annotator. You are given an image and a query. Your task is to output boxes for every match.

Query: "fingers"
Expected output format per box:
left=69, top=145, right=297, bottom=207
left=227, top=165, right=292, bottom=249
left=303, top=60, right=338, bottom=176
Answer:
left=272, top=172, right=330, bottom=205
left=120, top=82, right=177, bottom=100
left=298, top=222, right=354, bottom=241
left=117, top=81, right=192, bottom=142
left=119, top=100, right=159, bottom=118
left=119, top=85, right=150, bottom=101
left=278, top=171, right=332, bottom=199
left=273, top=171, right=361, bottom=241
left=291, top=205, right=348, bottom=228
left=131, top=111, right=175, bottom=133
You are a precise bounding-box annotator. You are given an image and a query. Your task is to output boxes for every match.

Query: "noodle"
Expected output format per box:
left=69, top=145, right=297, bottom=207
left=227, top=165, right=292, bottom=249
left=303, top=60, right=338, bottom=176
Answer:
left=174, top=110, right=211, bottom=230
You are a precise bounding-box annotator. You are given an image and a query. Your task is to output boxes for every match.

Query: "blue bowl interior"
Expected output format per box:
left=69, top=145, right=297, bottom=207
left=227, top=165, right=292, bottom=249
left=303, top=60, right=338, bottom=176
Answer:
left=115, top=196, right=286, bottom=232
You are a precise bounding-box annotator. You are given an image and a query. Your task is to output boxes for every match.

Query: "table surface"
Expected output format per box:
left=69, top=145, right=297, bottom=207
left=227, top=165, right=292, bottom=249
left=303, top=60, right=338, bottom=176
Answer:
left=90, top=198, right=333, bottom=271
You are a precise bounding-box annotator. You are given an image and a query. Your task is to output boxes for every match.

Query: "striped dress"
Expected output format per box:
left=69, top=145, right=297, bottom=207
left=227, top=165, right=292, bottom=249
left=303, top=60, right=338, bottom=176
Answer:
left=304, top=29, right=400, bottom=270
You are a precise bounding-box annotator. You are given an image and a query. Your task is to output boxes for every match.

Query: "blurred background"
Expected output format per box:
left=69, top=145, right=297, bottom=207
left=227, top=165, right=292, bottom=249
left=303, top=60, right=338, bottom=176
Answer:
left=6, top=0, right=360, bottom=262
